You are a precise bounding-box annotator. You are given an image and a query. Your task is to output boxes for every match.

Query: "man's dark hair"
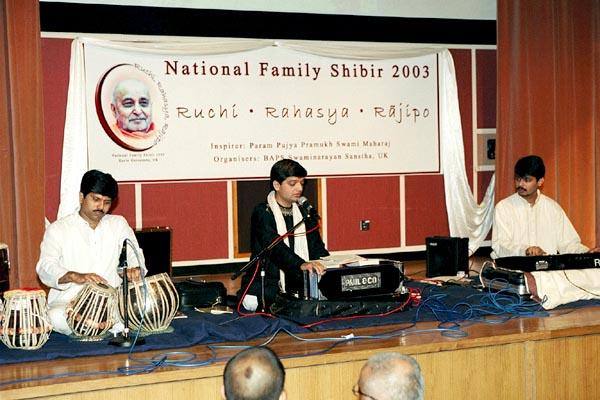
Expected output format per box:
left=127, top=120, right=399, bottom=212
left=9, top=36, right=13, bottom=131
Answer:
left=514, top=155, right=545, bottom=180
left=223, top=346, right=285, bottom=400
left=80, top=169, right=118, bottom=199
left=269, top=159, right=307, bottom=190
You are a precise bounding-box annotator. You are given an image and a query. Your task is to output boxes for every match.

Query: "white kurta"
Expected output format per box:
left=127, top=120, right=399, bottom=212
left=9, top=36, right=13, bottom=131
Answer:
left=491, top=191, right=597, bottom=309
left=491, top=191, right=588, bottom=258
left=36, top=212, right=145, bottom=333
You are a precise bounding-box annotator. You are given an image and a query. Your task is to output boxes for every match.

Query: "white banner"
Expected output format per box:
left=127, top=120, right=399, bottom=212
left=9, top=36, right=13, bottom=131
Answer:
left=85, top=44, right=439, bottom=181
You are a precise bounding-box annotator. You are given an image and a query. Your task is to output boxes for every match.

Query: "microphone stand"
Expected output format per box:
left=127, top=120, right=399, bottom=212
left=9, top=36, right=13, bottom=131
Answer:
left=232, top=215, right=309, bottom=312
left=109, top=241, right=145, bottom=347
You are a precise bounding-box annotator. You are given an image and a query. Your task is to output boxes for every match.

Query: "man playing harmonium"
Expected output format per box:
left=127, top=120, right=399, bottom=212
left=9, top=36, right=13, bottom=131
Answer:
left=491, top=155, right=600, bottom=308
left=36, top=169, right=145, bottom=335
left=239, top=159, right=329, bottom=312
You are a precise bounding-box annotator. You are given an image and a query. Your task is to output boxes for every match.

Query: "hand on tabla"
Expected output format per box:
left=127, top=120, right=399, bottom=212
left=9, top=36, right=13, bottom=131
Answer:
left=126, top=267, right=142, bottom=282
left=61, top=271, right=107, bottom=285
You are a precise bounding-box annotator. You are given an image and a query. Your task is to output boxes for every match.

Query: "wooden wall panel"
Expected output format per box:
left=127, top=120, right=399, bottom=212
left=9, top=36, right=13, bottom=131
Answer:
left=0, top=2, right=17, bottom=288
left=2, top=0, right=45, bottom=288
left=533, top=335, right=600, bottom=400
left=41, top=38, right=71, bottom=221
left=418, top=344, right=525, bottom=400
left=41, top=378, right=223, bottom=400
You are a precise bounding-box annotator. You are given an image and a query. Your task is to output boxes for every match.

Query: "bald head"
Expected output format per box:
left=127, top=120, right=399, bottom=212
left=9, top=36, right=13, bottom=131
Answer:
left=358, top=353, right=424, bottom=400
left=223, top=346, right=286, bottom=400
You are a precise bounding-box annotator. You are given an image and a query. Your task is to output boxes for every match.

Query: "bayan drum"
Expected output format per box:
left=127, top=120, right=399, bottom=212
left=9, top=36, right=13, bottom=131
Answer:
left=119, top=272, right=179, bottom=334
left=66, top=282, right=118, bottom=341
left=0, top=289, right=52, bottom=350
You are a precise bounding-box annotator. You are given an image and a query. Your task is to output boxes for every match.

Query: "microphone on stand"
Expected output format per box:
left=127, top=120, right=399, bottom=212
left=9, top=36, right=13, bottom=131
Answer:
left=298, top=196, right=319, bottom=219
left=298, top=197, right=318, bottom=300
left=118, top=239, right=127, bottom=270
left=109, top=238, right=145, bottom=347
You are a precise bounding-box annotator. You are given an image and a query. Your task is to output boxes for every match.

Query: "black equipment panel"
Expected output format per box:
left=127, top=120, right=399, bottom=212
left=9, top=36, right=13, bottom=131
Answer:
left=316, top=261, right=403, bottom=300
left=134, top=227, right=172, bottom=276
left=495, top=252, right=600, bottom=272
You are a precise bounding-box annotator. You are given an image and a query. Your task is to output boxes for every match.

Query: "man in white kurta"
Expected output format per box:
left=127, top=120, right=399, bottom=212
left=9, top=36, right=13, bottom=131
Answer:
left=36, top=170, right=145, bottom=334
left=491, top=191, right=588, bottom=258
left=491, top=155, right=599, bottom=309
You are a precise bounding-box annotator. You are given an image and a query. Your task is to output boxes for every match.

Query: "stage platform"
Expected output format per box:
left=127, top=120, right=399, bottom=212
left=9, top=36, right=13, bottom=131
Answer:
left=3, top=259, right=600, bottom=400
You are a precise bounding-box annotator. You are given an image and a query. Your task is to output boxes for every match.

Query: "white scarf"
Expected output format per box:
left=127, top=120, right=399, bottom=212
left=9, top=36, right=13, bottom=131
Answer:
left=266, top=190, right=309, bottom=292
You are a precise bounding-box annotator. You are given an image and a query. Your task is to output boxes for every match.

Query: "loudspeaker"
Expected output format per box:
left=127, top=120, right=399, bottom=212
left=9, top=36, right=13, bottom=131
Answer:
left=426, top=236, right=469, bottom=277
left=134, top=227, right=172, bottom=276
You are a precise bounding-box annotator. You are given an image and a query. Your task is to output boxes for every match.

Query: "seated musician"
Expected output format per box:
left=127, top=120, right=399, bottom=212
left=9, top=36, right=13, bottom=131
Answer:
left=36, top=170, right=146, bottom=335
left=491, top=155, right=600, bottom=308
left=239, top=159, right=329, bottom=312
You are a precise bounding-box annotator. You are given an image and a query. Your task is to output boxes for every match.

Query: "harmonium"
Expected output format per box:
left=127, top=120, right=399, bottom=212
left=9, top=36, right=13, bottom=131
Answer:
left=306, top=258, right=405, bottom=301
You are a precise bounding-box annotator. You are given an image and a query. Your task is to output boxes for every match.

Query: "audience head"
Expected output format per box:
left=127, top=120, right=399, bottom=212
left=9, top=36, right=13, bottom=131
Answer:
left=222, top=346, right=286, bottom=400
left=356, top=352, right=424, bottom=400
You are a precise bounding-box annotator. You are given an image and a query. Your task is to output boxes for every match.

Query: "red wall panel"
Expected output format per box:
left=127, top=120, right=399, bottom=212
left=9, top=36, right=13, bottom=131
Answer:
left=404, top=174, right=449, bottom=245
left=476, top=50, right=497, bottom=129
left=326, top=176, right=400, bottom=251
left=477, top=171, right=495, bottom=204
left=451, top=49, right=474, bottom=190
left=141, top=182, right=228, bottom=260
left=112, top=183, right=136, bottom=227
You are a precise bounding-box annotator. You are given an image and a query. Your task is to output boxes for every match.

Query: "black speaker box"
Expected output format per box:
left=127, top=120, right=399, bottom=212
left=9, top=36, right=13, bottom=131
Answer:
left=134, top=227, right=172, bottom=276
left=426, top=236, right=469, bottom=277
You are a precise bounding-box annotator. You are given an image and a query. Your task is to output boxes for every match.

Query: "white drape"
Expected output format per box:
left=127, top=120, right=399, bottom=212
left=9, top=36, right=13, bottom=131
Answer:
left=57, top=37, right=494, bottom=253
left=438, top=51, right=495, bottom=255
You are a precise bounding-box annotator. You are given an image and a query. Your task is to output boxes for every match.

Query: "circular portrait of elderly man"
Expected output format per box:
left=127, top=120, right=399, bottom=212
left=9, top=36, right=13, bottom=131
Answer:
left=96, top=64, right=163, bottom=151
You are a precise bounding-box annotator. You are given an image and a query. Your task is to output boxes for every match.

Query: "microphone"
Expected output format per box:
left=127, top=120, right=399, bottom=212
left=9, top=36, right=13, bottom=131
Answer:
left=118, top=239, right=128, bottom=269
left=110, top=237, right=146, bottom=347
left=298, top=196, right=318, bottom=219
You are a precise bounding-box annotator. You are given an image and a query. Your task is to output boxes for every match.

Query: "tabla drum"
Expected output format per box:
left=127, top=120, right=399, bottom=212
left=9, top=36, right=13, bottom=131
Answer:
left=0, top=289, right=52, bottom=350
left=119, top=272, right=179, bottom=334
left=66, top=282, right=117, bottom=341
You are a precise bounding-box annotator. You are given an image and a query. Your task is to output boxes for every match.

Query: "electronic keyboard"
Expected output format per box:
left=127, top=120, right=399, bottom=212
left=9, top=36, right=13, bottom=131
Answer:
left=494, top=252, right=600, bottom=272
